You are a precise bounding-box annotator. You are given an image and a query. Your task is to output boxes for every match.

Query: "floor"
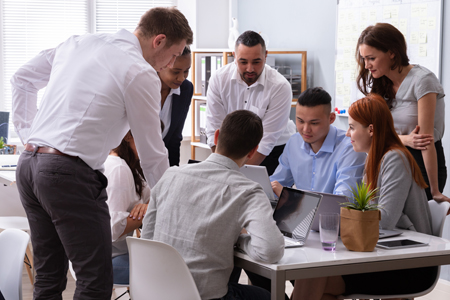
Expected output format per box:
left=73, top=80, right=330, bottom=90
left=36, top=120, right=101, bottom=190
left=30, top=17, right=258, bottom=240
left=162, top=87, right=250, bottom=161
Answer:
left=21, top=266, right=450, bottom=300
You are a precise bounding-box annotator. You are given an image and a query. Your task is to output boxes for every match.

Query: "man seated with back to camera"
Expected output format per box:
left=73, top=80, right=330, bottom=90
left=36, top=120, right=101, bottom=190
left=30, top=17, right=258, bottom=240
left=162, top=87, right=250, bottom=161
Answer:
left=141, top=110, right=284, bottom=300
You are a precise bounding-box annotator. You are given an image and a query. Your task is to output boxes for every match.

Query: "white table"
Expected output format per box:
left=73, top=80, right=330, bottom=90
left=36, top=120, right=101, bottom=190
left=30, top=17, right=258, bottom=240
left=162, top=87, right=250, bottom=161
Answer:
left=234, top=230, right=450, bottom=300
left=0, top=154, right=19, bottom=185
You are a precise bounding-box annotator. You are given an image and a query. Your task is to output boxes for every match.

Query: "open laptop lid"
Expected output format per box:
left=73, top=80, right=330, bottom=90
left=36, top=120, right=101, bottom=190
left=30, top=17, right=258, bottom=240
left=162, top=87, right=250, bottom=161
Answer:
left=239, top=165, right=277, bottom=203
left=309, top=191, right=348, bottom=232
left=273, top=187, right=322, bottom=244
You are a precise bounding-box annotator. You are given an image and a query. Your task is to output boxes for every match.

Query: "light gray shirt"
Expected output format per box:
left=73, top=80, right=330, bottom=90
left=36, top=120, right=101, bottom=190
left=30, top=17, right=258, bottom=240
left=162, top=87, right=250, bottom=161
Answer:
left=392, top=65, right=445, bottom=141
left=376, top=150, right=432, bottom=235
left=142, top=153, right=284, bottom=300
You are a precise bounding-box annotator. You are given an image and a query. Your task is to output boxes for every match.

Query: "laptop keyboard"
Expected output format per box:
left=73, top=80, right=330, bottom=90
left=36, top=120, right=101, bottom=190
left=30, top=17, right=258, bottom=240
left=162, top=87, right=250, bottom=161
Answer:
left=284, top=238, right=303, bottom=247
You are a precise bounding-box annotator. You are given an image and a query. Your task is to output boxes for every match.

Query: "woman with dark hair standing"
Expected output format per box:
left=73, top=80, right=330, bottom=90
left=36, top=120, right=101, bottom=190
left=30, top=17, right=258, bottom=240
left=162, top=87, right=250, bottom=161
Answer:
left=356, top=22, right=448, bottom=203
left=104, top=130, right=150, bottom=285
left=290, top=94, right=435, bottom=300
left=158, top=46, right=193, bottom=166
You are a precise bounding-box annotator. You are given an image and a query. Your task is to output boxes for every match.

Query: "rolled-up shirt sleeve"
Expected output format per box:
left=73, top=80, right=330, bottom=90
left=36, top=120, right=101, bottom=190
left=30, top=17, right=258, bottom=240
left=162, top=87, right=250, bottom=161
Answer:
left=11, top=48, right=57, bottom=144
left=124, top=69, right=169, bottom=187
left=205, top=73, right=227, bottom=148
left=257, top=81, right=292, bottom=156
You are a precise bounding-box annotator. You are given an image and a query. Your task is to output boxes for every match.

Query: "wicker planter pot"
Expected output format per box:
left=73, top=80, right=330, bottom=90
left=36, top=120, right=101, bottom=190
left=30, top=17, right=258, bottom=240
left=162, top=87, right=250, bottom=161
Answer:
left=340, top=207, right=381, bottom=252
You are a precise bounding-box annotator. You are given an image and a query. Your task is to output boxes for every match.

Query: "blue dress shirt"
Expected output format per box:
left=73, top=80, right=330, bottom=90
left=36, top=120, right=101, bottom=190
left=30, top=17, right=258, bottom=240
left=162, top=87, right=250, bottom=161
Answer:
left=270, top=126, right=366, bottom=199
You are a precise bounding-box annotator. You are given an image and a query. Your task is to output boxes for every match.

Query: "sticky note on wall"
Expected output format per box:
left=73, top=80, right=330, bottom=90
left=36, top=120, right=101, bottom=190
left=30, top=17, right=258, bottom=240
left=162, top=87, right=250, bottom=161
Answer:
left=410, top=32, right=419, bottom=44
left=419, top=32, right=427, bottom=44
left=419, top=45, right=427, bottom=57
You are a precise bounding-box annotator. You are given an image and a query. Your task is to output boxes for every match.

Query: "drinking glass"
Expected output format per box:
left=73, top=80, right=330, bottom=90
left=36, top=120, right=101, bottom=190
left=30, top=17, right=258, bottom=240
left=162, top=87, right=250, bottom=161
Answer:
left=320, top=213, right=340, bottom=251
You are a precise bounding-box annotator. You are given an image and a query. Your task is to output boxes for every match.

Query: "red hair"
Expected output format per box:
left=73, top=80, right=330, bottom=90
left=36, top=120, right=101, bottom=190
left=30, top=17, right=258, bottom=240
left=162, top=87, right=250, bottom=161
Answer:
left=348, top=94, right=427, bottom=190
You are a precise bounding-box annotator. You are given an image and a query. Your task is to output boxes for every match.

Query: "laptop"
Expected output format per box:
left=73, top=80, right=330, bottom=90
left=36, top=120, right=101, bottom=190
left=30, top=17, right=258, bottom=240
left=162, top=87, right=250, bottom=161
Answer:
left=307, top=190, right=403, bottom=239
left=273, top=187, right=323, bottom=248
left=239, top=165, right=278, bottom=207
left=310, top=191, right=348, bottom=232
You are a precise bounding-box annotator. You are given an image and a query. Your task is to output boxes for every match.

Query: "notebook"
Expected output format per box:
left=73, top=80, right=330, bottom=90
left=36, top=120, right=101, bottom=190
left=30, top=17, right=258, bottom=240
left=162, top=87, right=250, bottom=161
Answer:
left=239, top=164, right=278, bottom=206
left=273, top=187, right=323, bottom=248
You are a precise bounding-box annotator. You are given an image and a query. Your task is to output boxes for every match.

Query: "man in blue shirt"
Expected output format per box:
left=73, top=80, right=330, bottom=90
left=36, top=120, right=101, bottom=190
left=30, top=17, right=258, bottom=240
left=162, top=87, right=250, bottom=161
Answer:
left=270, top=87, right=366, bottom=199
left=244, top=88, right=366, bottom=298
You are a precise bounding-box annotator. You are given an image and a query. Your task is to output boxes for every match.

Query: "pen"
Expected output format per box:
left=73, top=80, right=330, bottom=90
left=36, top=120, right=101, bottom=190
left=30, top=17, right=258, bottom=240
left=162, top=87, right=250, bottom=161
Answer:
left=1, top=165, right=17, bottom=168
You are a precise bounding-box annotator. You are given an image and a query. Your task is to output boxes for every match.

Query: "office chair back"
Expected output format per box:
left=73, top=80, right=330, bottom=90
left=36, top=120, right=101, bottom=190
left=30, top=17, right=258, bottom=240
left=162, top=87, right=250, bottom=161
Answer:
left=339, top=199, right=450, bottom=300
left=0, top=228, right=30, bottom=300
left=126, top=237, right=201, bottom=300
left=428, top=200, right=450, bottom=237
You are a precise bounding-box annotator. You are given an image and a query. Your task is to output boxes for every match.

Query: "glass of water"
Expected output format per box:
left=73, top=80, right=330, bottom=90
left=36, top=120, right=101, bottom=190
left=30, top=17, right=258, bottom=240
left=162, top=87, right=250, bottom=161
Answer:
left=320, top=213, right=340, bottom=251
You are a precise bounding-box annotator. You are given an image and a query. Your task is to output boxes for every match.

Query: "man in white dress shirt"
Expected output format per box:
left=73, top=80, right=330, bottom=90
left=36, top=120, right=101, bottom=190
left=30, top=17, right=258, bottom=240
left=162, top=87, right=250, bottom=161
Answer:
left=11, top=7, right=192, bottom=300
left=206, top=30, right=296, bottom=175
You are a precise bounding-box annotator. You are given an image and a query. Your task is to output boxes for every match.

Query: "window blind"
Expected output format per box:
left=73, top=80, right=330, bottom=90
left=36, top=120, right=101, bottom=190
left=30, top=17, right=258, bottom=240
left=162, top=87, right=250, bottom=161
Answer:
left=1, top=0, right=88, bottom=137
left=96, top=0, right=174, bottom=33
left=1, top=0, right=174, bottom=139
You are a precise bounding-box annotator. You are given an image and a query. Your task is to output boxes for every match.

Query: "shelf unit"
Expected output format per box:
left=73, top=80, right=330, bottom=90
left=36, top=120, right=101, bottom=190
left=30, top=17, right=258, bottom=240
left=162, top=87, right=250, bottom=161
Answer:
left=190, top=49, right=307, bottom=160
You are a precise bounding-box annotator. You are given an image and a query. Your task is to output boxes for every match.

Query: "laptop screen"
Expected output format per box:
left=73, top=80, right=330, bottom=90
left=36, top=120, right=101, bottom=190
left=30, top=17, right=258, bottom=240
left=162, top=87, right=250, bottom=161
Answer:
left=273, top=187, right=322, bottom=241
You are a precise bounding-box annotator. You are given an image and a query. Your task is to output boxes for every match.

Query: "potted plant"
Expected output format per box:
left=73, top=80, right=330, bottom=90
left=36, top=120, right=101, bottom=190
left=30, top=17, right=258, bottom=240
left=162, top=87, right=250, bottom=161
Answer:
left=0, top=137, right=5, bottom=154
left=340, top=181, right=381, bottom=252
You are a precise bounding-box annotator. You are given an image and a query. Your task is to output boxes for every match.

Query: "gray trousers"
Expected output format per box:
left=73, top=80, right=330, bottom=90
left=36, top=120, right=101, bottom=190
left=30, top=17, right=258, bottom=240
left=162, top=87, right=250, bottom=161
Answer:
left=16, top=150, right=113, bottom=300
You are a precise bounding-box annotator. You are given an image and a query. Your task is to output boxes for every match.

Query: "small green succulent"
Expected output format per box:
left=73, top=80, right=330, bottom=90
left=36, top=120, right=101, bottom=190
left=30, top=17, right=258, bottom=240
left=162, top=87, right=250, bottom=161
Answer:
left=341, top=181, right=380, bottom=212
left=0, top=137, right=5, bottom=149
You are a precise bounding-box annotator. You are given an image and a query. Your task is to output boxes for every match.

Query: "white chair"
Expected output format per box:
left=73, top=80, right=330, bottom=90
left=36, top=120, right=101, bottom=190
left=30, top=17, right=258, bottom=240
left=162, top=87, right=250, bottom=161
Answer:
left=0, top=228, right=30, bottom=300
left=339, top=199, right=450, bottom=300
left=0, top=184, right=34, bottom=285
left=126, top=237, right=201, bottom=300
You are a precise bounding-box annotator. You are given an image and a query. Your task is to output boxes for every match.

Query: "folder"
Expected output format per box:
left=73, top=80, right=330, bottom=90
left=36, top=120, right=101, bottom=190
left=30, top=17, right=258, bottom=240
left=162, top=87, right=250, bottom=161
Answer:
left=199, top=103, right=207, bottom=144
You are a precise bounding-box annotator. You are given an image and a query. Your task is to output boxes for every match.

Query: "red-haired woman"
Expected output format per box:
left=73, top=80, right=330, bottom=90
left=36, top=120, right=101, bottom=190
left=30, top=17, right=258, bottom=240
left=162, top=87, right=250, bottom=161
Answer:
left=356, top=22, right=448, bottom=203
left=290, top=94, right=435, bottom=300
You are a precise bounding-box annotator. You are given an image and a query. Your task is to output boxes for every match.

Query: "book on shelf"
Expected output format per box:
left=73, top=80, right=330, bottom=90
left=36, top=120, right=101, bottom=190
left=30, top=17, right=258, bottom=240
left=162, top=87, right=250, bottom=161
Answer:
left=199, top=103, right=207, bottom=144
left=201, top=55, right=225, bottom=96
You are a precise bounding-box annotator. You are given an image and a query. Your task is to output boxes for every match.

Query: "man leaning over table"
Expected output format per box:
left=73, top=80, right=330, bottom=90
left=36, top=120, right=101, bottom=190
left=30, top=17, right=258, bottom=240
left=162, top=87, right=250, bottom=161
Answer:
left=11, top=7, right=193, bottom=300
left=142, top=110, right=284, bottom=300
left=205, top=30, right=296, bottom=176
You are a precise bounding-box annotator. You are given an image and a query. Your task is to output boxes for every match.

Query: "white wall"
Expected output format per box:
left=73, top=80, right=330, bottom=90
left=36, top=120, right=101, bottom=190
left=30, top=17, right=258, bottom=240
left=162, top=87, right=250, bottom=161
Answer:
left=237, top=0, right=337, bottom=94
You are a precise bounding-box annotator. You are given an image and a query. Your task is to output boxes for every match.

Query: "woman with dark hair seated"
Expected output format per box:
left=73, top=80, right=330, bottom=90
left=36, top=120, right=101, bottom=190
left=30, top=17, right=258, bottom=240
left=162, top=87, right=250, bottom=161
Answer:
left=104, top=130, right=150, bottom=285
left=290, top=94, right=435, bottom=300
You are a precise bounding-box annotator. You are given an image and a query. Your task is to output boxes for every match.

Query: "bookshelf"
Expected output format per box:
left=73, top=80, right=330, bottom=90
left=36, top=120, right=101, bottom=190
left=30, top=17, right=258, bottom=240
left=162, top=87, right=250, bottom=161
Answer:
left=190, top=49, right=307, bottom=160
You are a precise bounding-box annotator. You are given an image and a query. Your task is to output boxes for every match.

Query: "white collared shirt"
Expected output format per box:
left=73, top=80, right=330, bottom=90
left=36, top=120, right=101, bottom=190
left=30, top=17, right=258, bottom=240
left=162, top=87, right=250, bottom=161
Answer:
left=205, top=63, right=296, bottom=156
left=11, top=29, right=169, bottom=187
left=159, top=87, right=180, bottom=139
